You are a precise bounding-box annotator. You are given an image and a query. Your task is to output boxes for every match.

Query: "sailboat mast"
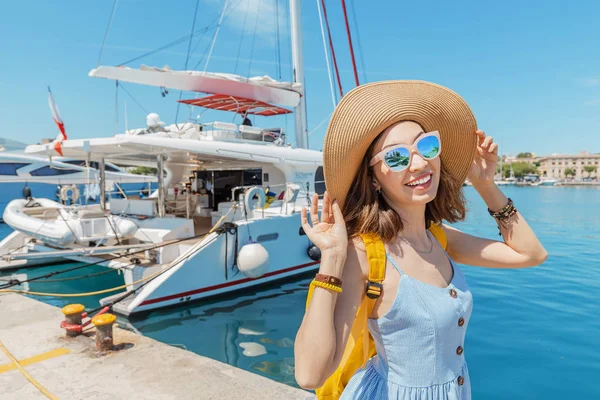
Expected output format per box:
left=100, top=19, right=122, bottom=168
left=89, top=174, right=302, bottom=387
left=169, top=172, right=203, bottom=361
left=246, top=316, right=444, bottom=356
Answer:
left=289, top=0, right=308, bottom=149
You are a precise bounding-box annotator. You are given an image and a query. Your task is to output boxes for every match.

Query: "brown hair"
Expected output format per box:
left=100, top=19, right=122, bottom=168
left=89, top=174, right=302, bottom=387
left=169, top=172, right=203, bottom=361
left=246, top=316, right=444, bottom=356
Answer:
left=342, top=135, right=467, bottom=243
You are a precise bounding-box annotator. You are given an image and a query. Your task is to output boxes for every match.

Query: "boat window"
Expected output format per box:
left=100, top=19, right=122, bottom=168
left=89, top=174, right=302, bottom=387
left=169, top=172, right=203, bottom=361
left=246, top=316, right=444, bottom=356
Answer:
left=0, top=163, right=30, bottom=175
left=104, top=164, right=121, bottom=172
left=65, top=160, right=120, bottom=172
left=315, top=166, right=325, bottom=195
left=30, top=166, right=79, bottom=176
left=63, top=160, right=86, bottom=167
left=256, top=233, right=279, bottom=243
left=243, top=169, right=262, bottom=186
left=90, top=162, right=120, bottom=172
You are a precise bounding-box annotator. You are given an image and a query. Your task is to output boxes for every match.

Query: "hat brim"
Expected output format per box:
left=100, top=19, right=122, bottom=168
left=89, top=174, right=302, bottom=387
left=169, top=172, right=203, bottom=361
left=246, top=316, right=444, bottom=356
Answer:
left=323, top=80, right=477, bottom=208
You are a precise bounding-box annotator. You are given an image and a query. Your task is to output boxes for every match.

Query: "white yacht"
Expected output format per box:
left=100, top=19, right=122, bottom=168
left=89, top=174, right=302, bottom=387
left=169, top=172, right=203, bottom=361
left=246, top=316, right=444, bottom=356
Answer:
left=0, top=150, right=156, bottom=219
left=0, top=0, right=327, bottom=315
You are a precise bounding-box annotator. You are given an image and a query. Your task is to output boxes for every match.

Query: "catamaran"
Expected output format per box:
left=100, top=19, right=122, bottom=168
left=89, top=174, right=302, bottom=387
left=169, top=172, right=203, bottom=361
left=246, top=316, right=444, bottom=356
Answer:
left=0, top=0, right=327, bottom=315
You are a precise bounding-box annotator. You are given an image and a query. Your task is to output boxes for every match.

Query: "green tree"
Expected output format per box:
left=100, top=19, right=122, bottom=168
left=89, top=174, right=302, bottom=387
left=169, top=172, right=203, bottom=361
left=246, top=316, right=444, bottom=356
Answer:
left=564, top=168, right=576, bottom=177
left=516, top=152, right=533, bottom=158
left=583, top=165, right=597, bottom=177
left=129, top=166, right=158, bottom=176
left=502, top=162, right=538, bottom=178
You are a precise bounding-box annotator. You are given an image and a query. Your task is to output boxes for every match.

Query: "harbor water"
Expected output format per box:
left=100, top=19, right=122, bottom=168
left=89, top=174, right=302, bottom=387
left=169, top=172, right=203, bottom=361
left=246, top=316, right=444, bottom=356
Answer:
left=1, top=186, right=599, bottom=399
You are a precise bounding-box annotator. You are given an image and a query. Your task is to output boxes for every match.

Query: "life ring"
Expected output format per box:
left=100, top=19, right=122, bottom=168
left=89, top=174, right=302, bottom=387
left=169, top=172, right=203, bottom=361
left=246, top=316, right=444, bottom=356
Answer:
left=243, top=186, right=266, bottom=213
left=60, top=185, right=80, bottom=203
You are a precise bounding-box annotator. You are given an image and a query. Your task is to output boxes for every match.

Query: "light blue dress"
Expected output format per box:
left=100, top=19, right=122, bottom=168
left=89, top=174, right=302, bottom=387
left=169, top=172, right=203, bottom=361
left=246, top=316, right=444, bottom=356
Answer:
left=340, top=252, right=473, bottom=400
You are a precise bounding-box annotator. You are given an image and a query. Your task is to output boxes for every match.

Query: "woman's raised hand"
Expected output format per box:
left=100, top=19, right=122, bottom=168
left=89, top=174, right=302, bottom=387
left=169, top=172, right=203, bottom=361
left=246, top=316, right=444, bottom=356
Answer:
left=468, top=130, right=498, bottom=188
left=301, top=192, right=348, bottom=258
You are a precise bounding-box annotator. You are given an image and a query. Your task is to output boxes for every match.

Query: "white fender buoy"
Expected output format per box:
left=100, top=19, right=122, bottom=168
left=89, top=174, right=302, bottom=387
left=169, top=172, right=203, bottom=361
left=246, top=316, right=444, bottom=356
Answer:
left=237, top=242, right=269, bottom=278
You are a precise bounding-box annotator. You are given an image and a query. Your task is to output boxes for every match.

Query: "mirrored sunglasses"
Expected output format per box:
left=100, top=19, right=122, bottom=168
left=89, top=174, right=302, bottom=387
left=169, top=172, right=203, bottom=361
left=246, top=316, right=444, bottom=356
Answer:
left=369, top=131, right=441, bottom=172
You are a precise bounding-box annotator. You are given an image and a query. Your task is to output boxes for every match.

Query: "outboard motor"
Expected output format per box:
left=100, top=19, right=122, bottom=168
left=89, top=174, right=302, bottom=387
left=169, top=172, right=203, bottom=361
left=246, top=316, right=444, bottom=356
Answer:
left=23, top=184, right=32, bottom=200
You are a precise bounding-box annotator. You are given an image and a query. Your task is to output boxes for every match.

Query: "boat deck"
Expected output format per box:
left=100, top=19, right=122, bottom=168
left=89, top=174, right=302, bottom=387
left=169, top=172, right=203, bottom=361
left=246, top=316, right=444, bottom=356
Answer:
left=0, top=293, right=314, bottom=400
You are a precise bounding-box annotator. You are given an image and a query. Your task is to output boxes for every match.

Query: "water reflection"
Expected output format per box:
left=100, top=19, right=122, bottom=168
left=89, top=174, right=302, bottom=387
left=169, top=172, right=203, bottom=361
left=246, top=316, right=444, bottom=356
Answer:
left=126, top=276, right=312, bottom=387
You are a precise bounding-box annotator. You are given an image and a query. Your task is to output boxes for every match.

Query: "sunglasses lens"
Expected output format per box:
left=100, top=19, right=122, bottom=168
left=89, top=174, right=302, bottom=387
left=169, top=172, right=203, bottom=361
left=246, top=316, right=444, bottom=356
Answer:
left=384, top=147, right=411, bottom=171
left=417, top=136, right=441, bottom=159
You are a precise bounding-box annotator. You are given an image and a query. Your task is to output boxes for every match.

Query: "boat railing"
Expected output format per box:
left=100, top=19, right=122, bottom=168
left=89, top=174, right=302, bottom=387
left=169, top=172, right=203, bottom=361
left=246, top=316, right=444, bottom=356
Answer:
left=198, top=121, right=286, bottom=145
left=127, top=119, right=287, bottom=145
left=226, top=180, right=325, bottom=218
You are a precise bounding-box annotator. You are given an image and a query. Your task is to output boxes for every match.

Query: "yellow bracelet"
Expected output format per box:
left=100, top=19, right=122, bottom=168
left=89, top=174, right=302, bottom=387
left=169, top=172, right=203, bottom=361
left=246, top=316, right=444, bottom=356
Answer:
left=310, top=279, right=343, bottom=293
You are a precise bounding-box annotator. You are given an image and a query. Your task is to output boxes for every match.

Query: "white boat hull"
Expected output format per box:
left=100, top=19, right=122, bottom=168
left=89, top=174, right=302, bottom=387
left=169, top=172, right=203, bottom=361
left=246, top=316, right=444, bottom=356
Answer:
left=102, top=213, right=319, bottom=315
left=0, top=231, right=65, bottom=270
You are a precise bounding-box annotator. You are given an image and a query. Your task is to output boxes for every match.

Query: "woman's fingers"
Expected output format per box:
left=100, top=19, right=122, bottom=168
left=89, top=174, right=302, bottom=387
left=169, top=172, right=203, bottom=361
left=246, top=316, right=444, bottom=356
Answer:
left=301, top=207, right=312, bottom=234
left=321, top=192, right=331, bottom=224
left=310, top=193, right=319, bottom=225
left=481, top=135, right=494, bottom=149
left=331, top=200, right=344, bottom=225
left=475, top=130, right=486, bottom=146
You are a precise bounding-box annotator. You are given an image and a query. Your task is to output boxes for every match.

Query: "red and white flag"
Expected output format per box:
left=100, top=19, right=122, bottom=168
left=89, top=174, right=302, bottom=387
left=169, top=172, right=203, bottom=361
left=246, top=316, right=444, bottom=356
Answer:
left=48, top=86, right=67, bottom=156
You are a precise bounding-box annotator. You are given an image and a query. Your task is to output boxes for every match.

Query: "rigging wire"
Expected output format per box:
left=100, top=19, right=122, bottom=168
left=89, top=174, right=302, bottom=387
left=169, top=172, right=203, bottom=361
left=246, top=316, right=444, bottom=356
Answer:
left=202, top=0, right=230, bottom=73
left=316, top=0, right=337, bottom=108
left=247, top=0, right=264, bottom=78
left=308, top=114, right=332, bottom=136
left=341, top=0, right=360, bottom=87
left=193, top=0, right=244, bottom=72
left=118, top=82, right=149, bottom=115
left=97, top=0, right=119, bottom=67
left=114, top=81, right=119, bottom=134
left=117, top=26, right=215, bottom=67
left=187, top=0, right=232, bottom=120
left=175, top=0, right=202, bottom=124
left=349, top=0, right=367, bottom=82
left=0, top=226, right=221, bottom=291
left=319, top=0, right=344, bottom=98
left=234, top=0, right=251, bottom=75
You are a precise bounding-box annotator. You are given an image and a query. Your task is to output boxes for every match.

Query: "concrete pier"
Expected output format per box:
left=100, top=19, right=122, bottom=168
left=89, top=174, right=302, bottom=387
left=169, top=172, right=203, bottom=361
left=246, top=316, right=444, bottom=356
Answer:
left=0, top=294, right=315, bottom=399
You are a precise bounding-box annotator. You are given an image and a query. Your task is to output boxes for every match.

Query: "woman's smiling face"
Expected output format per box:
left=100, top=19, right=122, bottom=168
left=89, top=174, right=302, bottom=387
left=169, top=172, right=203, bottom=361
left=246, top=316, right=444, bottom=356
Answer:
left=370, top=121, right=442, bottom=206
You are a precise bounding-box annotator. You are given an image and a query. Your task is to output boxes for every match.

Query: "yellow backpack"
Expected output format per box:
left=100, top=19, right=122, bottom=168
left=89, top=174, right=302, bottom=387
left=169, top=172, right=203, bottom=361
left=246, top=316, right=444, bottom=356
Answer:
left=304, top=223, right=447, bottom=399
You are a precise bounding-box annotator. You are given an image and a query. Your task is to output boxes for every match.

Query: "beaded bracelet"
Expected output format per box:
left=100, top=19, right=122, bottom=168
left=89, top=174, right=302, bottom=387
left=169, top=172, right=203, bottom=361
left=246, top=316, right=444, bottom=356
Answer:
left=310, top=279, right=343, bottom=293
left=488, top=198, right=516, bottom=219
left=488, top=198, right=518, bottom=236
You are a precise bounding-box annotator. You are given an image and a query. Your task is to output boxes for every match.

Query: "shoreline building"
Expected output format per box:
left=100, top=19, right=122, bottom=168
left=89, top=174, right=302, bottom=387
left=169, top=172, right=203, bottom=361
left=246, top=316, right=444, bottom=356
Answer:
left=536, top=151, right=600, bottom=179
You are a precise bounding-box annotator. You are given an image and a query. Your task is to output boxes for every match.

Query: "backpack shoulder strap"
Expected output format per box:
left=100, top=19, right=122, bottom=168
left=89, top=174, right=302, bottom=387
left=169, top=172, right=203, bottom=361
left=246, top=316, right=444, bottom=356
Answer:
left=360, top=232, right=386, bottom=300
left=428, top=222, right=447, bottom=250
left=358, top=233, right=386, bottom=366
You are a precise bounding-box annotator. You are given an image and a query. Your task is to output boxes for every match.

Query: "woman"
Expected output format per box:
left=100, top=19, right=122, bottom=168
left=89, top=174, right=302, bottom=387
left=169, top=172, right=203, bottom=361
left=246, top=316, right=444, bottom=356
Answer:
left=294, top=81, right=547, bottom=399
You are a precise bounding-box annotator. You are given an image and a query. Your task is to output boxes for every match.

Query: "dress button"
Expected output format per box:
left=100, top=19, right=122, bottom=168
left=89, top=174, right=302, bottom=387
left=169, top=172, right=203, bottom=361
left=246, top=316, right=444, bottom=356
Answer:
left=457, top=376, right=464, bottom=385
left=458, top=317, right=465, bottom=327
left=456, top=346, right=464, bottom=355
left=449, top=289, right=458, bottom=298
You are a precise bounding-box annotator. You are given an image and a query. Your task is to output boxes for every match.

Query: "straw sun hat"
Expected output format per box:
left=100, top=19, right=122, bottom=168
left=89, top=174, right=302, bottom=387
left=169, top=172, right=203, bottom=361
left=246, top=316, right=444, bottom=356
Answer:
left=323, top=80, right=478, bottom=208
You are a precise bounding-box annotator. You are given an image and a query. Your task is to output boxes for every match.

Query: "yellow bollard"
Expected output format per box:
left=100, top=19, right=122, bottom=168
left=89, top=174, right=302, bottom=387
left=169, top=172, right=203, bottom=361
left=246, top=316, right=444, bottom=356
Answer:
left=61, top=304, right=85, bottom=337
left=92, top=313, right=117, bottom=352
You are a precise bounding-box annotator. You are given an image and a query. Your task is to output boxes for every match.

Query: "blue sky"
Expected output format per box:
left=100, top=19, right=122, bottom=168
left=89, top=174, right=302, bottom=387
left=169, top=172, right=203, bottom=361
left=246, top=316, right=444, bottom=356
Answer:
left=1, top=0, right=599, bottom=156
